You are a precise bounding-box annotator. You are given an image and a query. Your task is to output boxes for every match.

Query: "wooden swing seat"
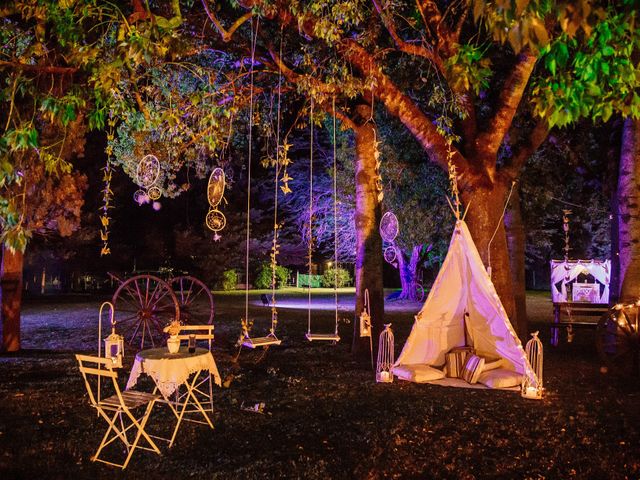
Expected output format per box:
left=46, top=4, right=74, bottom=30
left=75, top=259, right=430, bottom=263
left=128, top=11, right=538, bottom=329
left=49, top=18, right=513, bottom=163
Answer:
left=305, top=333, right=340, bottom=342
left=242, top=336, right=282, bottom=349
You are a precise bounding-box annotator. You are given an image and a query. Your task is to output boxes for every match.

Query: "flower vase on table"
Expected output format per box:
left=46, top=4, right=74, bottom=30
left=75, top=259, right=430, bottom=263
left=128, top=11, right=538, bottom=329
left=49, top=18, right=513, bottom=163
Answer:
left=166, top=320, right=182, bottom=354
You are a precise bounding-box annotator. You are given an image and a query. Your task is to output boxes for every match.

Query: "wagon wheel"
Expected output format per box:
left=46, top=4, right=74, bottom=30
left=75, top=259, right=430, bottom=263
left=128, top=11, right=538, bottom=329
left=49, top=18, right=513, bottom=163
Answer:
left=414, top=282, right=425, bottom=303
left=170, top=276, right=214, bottom=325
left=596, top=308, right=640, bottom=376
left=112, top=274, right=180, bottom=350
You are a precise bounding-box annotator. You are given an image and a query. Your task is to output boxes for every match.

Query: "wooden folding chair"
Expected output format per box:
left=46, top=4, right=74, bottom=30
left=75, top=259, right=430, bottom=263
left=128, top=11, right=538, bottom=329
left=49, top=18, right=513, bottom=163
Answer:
left=75, top=354, right=161, bottom=469
left=163, top=324, right=216, bottom=414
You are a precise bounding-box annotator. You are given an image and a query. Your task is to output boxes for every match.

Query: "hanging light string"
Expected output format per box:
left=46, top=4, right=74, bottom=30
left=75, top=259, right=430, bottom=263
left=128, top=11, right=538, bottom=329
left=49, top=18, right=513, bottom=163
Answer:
left=307, top=97, right=314, bottom=336
left=244, top=16, right=259, bottom=324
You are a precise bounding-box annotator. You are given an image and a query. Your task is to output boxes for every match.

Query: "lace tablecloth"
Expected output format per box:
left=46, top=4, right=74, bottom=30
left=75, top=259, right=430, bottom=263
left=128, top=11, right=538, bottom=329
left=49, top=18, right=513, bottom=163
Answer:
left=126, top=347, right=221, bottom=398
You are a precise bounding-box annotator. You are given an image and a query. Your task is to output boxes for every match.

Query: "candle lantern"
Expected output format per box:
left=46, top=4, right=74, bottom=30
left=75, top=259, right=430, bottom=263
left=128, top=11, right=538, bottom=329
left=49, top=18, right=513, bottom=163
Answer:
left=376, top=323, right=394, bottom=383
left=521, top=331, right=543, bottom=400
left=102, top=302, right=124, bottom=368
left=359, top=289, right=372, bottom=337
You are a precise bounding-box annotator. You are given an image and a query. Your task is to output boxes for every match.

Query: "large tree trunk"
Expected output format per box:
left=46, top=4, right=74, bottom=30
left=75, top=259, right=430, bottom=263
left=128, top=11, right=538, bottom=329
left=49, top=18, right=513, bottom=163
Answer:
left=395, top=244, right=422, bottom=301
left=1, top=246, right=24, bottom=352
left=607, top=120, right=623, bottom=302
left=618, top=118, right=640, bottom=302
left=351, top=106, right=384, bottom=359
left=460, top=179, right=517, bottom=326
left=504, top=185, right=528, bottom=339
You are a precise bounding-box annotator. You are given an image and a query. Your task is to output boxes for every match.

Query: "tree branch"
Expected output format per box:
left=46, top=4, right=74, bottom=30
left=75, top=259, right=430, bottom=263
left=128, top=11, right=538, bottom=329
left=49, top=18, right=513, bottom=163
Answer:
left=371, top=0, right=444, bottom=73
left=202, top=0, right=253, bottom=42
left=342, top=40, right=471, bottom=178
left=267, top=48, right=356, bottom=129
left=0, top=61, right=77, bottom=75
left=475, top=51, right=538, bottom=160
left=502, top=119, right=550, bottom=181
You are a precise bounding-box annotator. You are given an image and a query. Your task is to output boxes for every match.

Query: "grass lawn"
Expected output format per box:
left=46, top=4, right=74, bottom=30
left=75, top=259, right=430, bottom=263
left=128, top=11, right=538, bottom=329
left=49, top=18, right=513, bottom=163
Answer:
left=0, top=291, right=638, bottom=479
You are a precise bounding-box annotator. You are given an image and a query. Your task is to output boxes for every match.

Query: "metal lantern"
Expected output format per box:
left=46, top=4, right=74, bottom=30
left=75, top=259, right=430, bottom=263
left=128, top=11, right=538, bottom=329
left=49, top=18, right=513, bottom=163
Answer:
left=376, top=323, right=394, bottom=383
left=521, top=331, right=543, bottom=400
left=100, top=302, right=124, bottom=368
left=359, top=289, right=372, bottom=337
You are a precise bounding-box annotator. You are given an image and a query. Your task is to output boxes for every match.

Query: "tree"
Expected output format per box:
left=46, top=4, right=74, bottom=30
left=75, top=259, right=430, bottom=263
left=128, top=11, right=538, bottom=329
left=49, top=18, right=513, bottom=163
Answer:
left=0, top=124, right=87, bottom=352
left=215, top=0, right=639, bottom=337
left=616, top=118, right=640, bottom=301
left=2, top=0, right=637, bottom=351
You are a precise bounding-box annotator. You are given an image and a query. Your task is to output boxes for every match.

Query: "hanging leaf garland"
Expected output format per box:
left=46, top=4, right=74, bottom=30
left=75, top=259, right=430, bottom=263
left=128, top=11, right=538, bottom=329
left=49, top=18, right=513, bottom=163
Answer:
left=100, top=115, right=116, bottom=256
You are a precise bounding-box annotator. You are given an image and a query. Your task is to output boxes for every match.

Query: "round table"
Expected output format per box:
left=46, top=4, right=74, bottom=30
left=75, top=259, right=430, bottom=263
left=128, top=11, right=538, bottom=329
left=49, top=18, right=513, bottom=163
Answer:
left=126, top=346, right=221, bottom=447
left=126, top=347, right=221, bottom=397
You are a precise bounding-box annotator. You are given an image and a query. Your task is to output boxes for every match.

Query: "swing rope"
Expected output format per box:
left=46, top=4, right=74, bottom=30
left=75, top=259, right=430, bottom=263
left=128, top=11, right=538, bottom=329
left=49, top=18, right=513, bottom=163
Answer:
left=244, top=16, right=258, bottom=325
left=238, top=17, right=281, bottom=351
left=307, top=98, right=314, bottom=336
left=305, top=96, right=340, bottom=342
left=332, top=95, right=339, bottom=336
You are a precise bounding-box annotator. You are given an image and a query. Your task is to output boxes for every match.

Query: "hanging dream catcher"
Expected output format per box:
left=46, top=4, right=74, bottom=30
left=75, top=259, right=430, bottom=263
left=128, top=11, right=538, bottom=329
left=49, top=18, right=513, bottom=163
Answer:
left=206, top=167, right=227, bottom=241
left=379, top=211, right=399, bottom=265
left=134, top=154, right=161, bottom=205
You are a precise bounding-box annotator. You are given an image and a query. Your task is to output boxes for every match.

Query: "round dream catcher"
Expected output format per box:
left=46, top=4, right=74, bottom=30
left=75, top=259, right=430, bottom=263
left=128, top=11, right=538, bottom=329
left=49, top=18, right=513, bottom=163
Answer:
left=206, top=167, right=227, bottom=241
left=380, top=212, right=399, bottom=265
left=379, top=212, right=399, bottom=242
left=134, top=154, right=162, bottom=205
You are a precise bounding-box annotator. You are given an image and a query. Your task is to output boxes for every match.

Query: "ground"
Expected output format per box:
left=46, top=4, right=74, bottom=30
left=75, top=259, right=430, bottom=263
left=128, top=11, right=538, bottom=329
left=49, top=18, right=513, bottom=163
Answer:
left=0, top=290, right=639, bottom=479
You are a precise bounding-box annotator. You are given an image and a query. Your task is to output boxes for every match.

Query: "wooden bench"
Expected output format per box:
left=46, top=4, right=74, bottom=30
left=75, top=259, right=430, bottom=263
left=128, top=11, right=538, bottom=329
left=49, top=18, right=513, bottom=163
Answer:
left=550, top=302, right=609, bottom=346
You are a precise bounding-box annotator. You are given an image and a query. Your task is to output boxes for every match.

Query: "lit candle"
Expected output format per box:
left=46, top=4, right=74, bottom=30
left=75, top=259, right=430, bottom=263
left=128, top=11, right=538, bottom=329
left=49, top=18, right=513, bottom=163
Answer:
left=379, top=371, right=390, bottom=382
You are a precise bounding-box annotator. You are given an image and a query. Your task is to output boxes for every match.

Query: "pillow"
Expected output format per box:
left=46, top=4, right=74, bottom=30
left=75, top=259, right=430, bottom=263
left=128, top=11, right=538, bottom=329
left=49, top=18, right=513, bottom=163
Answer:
left=461, top=354, right=485, bottom=384
left=444, top=351, right=467, bottom=378
left=478, top=368, right=523, bottom=388
left=444, top=346, right=475, bottom=378
left=394, top=364, right=445, bottom=383
left=482, top=356, right=505, bottom=373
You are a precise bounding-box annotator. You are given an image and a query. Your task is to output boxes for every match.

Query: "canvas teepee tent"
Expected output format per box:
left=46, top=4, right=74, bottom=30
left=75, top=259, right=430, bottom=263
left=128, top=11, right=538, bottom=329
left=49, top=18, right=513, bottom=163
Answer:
left=395, top=221, right=537, bottom=387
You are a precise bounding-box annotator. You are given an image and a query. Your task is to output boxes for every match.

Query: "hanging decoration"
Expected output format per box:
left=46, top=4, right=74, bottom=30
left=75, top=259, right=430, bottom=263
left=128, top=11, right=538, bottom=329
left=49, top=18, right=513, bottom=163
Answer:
left=100, top=114, right=116, bottom=256
left=446, top=143, right=461, bottom=221
left=563, top=209, right=572, bottom=262
left=205, top=167, right=227, bottom=241
left=373, top=131, right=384, bottom=202
left=379, top=211, right=399, bottom=266
left=376, top=324, right=395, bottom=383
left=133, top=154, right=161, bottom=206
left=521, top=331, right=543, bottom=400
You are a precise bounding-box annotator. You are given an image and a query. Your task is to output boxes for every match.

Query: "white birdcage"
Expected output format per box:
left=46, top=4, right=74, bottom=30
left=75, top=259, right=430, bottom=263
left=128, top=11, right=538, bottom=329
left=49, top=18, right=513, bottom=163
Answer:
left=376, top=324, right=394, bottom=383
left=521, top=331, right=543, bottom=400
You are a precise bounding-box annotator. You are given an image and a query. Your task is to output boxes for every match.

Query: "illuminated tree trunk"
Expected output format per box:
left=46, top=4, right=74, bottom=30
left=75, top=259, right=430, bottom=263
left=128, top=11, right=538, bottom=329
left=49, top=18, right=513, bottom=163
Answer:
left=395, top=244, right=423, bottom=301
left=460, top=179, right=517, bottom=326
left=352, top=105, right=384, bottom=358
left=1, top=246, right=23, bottom=352
left=618, top=118, right=640, bottom=302
left=505, top=186, right=528, bottom=339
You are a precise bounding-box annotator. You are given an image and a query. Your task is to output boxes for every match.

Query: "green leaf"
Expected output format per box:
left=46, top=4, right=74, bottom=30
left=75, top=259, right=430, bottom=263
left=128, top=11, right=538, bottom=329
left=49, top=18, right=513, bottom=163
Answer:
left=601, top=45, right=615, bottom=56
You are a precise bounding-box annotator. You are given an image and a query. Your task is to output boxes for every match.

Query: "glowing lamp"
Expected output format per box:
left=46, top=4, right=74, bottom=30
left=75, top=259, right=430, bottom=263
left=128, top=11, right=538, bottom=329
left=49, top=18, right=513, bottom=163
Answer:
left=376, top=324, right=394, bottom=383
left=104, top=321, right=124, bottom=368
left=359, top=310, right=371, bottom=337
left=359, top=289, right=372, bottom=337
